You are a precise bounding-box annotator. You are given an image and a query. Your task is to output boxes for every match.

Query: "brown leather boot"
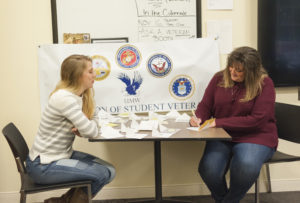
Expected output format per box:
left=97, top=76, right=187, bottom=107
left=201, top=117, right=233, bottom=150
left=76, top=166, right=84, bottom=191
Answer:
left=44, top=188, right=75, bottom=203
left=69, top=187, right=89, bottom=203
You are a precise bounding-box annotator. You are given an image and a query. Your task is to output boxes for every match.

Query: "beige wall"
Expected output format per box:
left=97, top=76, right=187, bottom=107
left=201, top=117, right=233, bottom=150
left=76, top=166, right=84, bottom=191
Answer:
left=1, top=0, right=300, bottom=200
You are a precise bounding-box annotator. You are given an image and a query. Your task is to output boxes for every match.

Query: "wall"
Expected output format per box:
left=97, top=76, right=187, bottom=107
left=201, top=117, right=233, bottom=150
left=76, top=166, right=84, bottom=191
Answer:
left=0, top=0, right=300, bottom=202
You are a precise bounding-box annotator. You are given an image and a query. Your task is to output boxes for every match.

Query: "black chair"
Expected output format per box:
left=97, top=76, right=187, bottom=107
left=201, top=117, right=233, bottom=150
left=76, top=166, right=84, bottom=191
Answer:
left=2, top=122, right=92, bottom=203
left=255, top=102, right=300, bottom=203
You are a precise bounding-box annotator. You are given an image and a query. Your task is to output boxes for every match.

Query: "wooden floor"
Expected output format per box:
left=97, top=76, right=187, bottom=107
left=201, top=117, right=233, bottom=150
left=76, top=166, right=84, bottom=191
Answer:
left=95, top=191, right=300, bottom=203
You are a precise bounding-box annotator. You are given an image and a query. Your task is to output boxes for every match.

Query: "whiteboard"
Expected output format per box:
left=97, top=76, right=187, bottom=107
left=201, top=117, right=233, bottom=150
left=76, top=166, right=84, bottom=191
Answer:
left=51, top=0, right=201, bottom=43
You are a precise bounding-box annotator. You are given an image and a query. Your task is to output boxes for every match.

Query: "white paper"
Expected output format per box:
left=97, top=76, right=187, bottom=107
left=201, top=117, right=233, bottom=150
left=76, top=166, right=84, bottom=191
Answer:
left=139, top=120, right=158, bottom=131
left=130, top=119, right=139, bottom=129
left=159, top=124, right=168, bottom=132
left=165, top=110, right=181, bottom=119
left=207, top=0, right=233, bottom=10
left=187, top=125, right=211, bottom=132
left=100, top=126, right=124, bottom=138
left=125, top=133, right=148, bottom=139
left=120, top=122, right=127, bottom=133
left=129, top=112, right=141, bottom=120
left=175, top=113, right=191, bottom=122
left=152, top=127, right=179, bottom=138
left=207, top=20, right=232, bottom=54
left=187, top=127, right=199, bottom=131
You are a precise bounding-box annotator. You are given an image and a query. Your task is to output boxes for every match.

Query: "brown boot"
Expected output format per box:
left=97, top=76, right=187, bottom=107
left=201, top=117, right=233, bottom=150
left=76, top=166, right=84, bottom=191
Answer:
left=44, top=188, right=75, bottom=203
left=44, top=197, right=62, bottom=203
left=60, top=188, right=76, bottom=202
left=69, top=187, right=89, bottom=203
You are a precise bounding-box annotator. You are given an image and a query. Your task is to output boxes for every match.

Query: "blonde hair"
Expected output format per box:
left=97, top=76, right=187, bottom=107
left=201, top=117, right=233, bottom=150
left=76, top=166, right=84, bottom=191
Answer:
left=51, top=55, right=95, bottom=119
left=220, top=46, right=268, bottom=102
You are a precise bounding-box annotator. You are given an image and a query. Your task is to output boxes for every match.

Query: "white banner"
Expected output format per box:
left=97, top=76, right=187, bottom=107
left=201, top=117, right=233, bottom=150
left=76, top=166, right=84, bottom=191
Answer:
left=38, top=38, right=220, bottom=113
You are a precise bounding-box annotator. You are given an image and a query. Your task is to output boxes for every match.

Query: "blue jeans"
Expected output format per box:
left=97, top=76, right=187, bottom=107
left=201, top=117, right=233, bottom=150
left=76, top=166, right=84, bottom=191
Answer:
left=26, top=151, right=116, bottom=196
left=199, top=141, right=275, bottom=203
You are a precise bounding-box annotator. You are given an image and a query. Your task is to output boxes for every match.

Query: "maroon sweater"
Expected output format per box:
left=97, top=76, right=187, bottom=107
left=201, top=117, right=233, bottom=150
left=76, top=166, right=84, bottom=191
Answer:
left=195, top=73, right=278, bottom=148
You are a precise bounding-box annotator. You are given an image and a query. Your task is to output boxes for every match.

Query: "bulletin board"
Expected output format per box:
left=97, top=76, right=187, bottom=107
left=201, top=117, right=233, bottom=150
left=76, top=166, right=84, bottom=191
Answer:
left=51, top=0, right=202, bottom=43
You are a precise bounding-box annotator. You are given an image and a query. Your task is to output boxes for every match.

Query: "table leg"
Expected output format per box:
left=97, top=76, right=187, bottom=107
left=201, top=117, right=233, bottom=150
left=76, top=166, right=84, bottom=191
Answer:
left=128, top=141, right=191, bottom=203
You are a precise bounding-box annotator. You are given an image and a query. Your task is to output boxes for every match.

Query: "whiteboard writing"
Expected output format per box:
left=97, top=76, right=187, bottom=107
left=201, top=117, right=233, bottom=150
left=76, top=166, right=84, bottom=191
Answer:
left=135, top=0, right=197, bottom=42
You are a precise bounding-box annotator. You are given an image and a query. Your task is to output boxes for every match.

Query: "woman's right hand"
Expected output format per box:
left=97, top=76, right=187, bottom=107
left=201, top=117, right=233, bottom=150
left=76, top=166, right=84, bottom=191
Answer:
left=189, top=116, right=202, bottom=127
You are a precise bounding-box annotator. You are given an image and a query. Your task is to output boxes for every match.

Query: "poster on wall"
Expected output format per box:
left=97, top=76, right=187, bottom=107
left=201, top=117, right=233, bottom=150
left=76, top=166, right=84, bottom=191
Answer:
left=38, top=38, right=220, bottom=113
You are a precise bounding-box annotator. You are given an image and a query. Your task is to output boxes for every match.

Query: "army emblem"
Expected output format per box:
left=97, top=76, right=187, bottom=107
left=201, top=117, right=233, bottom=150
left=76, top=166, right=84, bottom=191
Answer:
left=147, top=53, right=172, bottom=77
left=116, top=45, right=141, bottom=69
left=91, top=55, right=111, bottom=81
left=169, top=75, right=195, bottom=100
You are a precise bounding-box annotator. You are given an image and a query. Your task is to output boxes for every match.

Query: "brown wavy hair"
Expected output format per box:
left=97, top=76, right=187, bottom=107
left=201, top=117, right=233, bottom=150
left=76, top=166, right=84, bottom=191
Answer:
left=219, top=46, right=268, bottom=102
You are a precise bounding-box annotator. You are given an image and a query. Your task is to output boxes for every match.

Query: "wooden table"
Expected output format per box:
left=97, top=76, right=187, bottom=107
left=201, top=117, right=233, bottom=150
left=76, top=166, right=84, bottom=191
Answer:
left=89, top=120, right=231, bottom=203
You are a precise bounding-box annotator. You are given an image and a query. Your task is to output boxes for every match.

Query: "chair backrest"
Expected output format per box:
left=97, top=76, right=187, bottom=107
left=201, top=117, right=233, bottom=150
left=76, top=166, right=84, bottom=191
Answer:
left=2, top=122, right=29, bottom=173
left=275, top=102, right=300, bottom=143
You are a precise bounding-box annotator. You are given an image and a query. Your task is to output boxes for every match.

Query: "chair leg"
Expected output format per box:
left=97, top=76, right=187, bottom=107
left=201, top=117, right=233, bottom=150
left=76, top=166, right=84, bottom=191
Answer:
left=266, top=163, right=272, bottom=193
left=87, top=184, right=92, bottom=203
left=20, top=191, right=26, bottom=203
left=255, top=178, right=260, bottom=203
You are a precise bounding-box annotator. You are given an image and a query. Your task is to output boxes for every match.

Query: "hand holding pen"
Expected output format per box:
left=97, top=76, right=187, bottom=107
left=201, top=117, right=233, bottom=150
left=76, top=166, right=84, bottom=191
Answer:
left=189, top=110, right=202, bottom=127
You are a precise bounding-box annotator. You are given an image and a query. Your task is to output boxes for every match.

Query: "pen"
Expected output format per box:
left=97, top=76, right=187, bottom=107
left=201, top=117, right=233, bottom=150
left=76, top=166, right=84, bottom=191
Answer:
left=192, top=109, right=196, bottom=117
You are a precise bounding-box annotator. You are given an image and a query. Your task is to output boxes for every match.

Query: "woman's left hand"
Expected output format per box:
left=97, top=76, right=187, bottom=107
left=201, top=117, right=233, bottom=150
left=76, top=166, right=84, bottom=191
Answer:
left=72, top=127, right=82, bottom=137
left=209, top=120, right=216, bottom=128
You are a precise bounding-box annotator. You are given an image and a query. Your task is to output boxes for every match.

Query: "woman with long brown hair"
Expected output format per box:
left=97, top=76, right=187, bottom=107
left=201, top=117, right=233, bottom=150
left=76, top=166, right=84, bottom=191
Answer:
left=190, top=47, right=278, bottom=203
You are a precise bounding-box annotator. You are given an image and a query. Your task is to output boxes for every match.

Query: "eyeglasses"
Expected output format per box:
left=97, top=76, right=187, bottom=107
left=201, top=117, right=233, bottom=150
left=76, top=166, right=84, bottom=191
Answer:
left=229, top=66, right=244, bottom=73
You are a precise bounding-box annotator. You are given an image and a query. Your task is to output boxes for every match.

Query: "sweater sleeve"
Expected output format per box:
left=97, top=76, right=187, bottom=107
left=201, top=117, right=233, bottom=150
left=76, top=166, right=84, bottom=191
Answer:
left=215, top=77, right=276, bottom=132
left=52, top=93, right=100, bottom=139
left=195, top=74, right=220, bottom=122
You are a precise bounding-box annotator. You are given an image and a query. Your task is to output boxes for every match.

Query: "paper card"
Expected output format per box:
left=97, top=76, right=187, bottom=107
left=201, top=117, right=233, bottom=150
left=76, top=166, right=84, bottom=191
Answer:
left=175, top=113, right=191, bottom=122
left=165, top=110, right=181, bottom=119
left=100, top=126, right=124, bottom=138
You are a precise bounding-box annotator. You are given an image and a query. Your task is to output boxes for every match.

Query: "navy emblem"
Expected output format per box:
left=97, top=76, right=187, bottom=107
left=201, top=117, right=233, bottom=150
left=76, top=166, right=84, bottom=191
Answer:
left=147, top=53, right=172, bottom=77
left=116, top=45, right=141, bottom=69
left=118, top=71, right=143, bottom=95
left=169, top=75, right=195, bottom=100
left=91, top=55, right=111, bottom=81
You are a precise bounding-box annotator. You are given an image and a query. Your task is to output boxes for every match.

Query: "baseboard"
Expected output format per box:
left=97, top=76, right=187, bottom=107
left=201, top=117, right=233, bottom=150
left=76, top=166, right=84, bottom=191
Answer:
left=1, top=179, right=300, bottom=202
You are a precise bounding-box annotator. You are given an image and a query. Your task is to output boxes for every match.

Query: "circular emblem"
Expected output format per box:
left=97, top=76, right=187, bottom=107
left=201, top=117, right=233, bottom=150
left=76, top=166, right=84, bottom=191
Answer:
left=147, top=53, right=172, bottom=77
left=116, top=45, right=141, bottom=69
left=91, top=55, right=111, bottom=81
left=169, top=75, right=195, bottom=100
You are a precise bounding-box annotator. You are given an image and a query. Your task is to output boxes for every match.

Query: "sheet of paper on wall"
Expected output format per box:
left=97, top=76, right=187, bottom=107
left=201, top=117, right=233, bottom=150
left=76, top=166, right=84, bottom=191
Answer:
left=207, top=0, right=233, bottom=10
left=207, top=20, right=232, bottom=54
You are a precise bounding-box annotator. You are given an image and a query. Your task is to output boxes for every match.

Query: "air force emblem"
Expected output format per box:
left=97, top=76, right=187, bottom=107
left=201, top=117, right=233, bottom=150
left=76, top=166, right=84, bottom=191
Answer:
left=169, top=75, right=195, bottom=100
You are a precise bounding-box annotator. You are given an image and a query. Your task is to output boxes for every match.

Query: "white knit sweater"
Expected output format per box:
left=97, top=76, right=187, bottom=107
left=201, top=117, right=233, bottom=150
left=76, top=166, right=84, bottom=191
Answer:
left=29, top=89, right=100, bottom=164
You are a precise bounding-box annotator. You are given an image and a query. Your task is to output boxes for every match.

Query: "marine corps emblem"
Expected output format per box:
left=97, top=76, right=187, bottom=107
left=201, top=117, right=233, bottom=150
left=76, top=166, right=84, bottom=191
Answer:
left=116, top=45, right=141, bottom=69
left=91, top=55, right=111, bottom=81
left=147, top=53, right=172, bottom=77
left=169, top=75, right=195, bottom=100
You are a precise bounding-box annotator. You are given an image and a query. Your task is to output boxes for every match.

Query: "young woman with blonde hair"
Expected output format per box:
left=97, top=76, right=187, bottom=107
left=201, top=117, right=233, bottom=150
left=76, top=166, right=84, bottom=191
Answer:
left=190, top=47, right=278, bottom=203
left=26, top=55, right=115, bottom=203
